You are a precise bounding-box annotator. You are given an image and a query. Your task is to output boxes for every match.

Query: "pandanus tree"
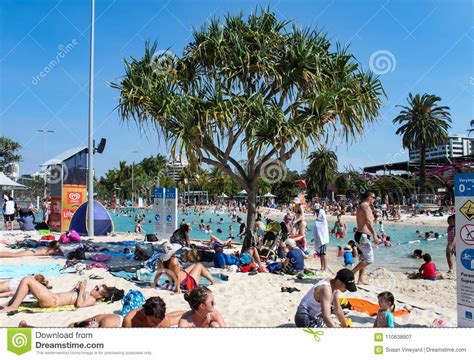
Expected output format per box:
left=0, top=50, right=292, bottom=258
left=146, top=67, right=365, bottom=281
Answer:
left=393, top=93, right=451, bottom=201
left=112, top=9, right=385, bottom=250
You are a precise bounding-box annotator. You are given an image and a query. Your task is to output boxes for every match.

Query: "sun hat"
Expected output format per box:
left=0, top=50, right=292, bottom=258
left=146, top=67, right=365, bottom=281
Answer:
left=293, top=198, right=301, bottom=204
left=335, top=268, right=357, bottom=292
left=159, top=242, right=182, bottom=262
left=284, top=238, right=297, bottom=248
left=212, top=242, right=225, bottom=250
left=343, top=245, right=351, bottom=251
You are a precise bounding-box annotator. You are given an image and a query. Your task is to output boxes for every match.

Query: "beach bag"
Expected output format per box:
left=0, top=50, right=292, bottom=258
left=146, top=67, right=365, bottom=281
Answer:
left=67, top=246, right=86, bottom=260
left=267, top=262, right=281, bottom=273
left=239, top=263, right=256, bottom=273
left=90, top=254, right=112, bottom=263
left=121, top=289, right=146, bottom=316
left=59, top=233, right=70, bottom=244
left=69, top=230, right=81, bottom=242
left=145, top=234, right=158, bottom=242
left=239, top=253, right=252, bottom=266
left=198, top=250, right=214, bottom=262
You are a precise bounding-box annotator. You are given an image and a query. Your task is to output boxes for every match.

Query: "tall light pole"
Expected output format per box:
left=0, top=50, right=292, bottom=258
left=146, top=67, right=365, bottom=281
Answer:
left=131, top=150, right=139, bottom=206
left=38, top=129, right=54, bottom=198
left=87, top=0, right=95, bottom=238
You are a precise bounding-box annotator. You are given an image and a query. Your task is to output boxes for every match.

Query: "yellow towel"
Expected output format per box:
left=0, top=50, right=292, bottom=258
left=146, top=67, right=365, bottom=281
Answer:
left=17, top=303, right=76, bottom=313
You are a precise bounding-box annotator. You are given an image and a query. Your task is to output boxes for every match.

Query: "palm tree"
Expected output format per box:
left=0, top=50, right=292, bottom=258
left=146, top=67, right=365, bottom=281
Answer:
left=112, top=9, right=385, bottom=249
left=393, top=93, right=451, bottom=200
left=306, top=146, right=338, bottom=199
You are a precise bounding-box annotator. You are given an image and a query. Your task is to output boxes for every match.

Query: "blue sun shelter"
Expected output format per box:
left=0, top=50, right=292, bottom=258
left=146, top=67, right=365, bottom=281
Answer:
left=69, top=200, right=114, bottom=236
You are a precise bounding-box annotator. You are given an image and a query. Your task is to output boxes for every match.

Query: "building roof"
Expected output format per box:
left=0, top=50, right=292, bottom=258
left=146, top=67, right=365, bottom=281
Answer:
left=363, top=155, right=474, bottom=173
left=41, top=147, right=88, bottom=167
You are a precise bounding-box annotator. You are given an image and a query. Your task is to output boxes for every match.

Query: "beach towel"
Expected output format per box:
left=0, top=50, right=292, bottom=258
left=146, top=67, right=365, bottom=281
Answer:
left=0, top=264, right=62, bottom=279
left=341, top=298, right=410, bottom=317
left=14, top=303, right=76, bottom=314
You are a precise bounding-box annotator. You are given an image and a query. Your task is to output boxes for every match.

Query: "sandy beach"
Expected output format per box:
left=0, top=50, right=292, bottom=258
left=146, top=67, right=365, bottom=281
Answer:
left=0, top=226, right=456, bottom=328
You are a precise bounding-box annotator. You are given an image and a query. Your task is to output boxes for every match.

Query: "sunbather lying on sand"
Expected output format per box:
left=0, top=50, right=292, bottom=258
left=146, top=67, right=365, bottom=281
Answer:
left=0, top=241, right=63, bottom=258
left=123, top=296, right=186, bottom=327
left=179, top=286, right=225, bottom=328
left=0, top=277, right=123, bottom=313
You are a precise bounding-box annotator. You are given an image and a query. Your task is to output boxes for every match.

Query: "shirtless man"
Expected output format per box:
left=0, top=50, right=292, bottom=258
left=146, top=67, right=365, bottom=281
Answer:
left=0, top=277, right=122, bottom=312
left=352, top=191, right=382, bottom=285
left=179, top=286, right=226, bottom=328
left=123, top=296, right=185, bottom=328
left=295, top=268, right=356, bottom=327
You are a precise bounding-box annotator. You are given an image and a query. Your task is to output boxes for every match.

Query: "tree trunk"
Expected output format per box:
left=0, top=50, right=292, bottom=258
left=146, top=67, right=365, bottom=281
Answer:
left=419, top=145, right=426, bottom=203
left=243, top=185, right=258, bottom=253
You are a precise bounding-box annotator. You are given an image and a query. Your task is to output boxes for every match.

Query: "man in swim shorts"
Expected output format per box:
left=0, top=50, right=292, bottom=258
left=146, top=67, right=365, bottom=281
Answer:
left=352, top=191, right=381, bottom=285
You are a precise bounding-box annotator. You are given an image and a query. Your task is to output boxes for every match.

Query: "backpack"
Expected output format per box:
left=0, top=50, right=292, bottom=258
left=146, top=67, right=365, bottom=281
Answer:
left=69, top=230, right=81, bottom=242
left=239, top=253, right=252, bottom=265
left=67, top=246, right=86, bottom=260
left=121, top=289, right=145, bottom=316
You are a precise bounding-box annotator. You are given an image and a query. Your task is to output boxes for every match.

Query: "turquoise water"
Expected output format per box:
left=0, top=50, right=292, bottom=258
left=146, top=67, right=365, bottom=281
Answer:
left=110, top=208, right=449, bottom=272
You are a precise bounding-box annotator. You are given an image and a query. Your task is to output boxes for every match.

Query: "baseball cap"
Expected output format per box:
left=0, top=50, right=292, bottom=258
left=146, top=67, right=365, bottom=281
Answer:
left=335, top=268, right=357, bottom=292
left=314, top=203, right=321, bottom=210
left=212, top=242, right=225, bottom=250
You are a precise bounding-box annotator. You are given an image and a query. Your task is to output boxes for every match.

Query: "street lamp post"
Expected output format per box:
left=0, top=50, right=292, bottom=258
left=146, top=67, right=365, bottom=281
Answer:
left=87, top=0, right=95, bottom=238
left=38, top=129, right=54, bottom=198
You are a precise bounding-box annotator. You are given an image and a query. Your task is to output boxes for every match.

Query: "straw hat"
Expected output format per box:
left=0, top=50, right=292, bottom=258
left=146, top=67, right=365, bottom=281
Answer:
left=159, top=242, right=182, bottom=262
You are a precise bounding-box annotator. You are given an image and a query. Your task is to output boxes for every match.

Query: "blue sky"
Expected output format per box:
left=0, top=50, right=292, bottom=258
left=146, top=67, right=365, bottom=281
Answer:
left=1, top=0, right=472, bottom=177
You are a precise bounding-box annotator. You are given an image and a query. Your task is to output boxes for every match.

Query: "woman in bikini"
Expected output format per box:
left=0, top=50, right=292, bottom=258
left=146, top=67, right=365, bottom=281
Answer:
left=0, top=241, right=63, bottom=258
left=19, top=314, right=123, bottom=328
left=179, top=286, right=225, bottom=327
left=0, top=276, right=123, bottom=313
left=153, top=242, right=217, bottom=294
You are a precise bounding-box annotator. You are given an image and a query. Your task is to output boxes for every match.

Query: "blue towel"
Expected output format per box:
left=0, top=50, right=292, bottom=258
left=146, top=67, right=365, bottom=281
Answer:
left=0, top=264, right=62, bottom=279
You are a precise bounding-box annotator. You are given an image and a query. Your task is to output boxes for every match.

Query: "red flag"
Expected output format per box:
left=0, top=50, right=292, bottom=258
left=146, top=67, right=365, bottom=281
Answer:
left=295, top=180, right=307, bottom=188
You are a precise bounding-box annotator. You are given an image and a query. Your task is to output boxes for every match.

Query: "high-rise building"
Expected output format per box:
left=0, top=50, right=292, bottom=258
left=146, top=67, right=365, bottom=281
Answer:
left=4, top=162, right=20, bottom=179
left=166, top=155, right=188, bottom=181
left=409, top=134, right=473, bottom=162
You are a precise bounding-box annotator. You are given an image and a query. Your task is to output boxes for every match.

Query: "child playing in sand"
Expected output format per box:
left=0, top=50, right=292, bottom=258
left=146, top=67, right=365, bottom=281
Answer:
left=419, top=254, right=446, bottom=280
left=343, top=246, right=354, bottom=268
left=374, top=291, right=395, bottom=328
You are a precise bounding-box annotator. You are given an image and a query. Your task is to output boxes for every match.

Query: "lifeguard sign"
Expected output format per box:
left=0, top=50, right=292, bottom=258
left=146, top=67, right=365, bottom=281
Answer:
left=42, top=147, right=88, bottom=232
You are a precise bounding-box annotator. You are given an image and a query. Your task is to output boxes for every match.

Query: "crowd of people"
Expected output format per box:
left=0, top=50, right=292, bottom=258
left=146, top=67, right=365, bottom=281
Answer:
left=0, top=189, right=457, bottom=329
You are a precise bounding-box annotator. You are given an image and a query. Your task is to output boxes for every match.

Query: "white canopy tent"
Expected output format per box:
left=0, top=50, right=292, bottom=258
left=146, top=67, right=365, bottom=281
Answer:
left=0, top=172, right=27, bottom=189
left=263, top=192, right=276, bottom=198
left=217, top=193, right=229, bottom=198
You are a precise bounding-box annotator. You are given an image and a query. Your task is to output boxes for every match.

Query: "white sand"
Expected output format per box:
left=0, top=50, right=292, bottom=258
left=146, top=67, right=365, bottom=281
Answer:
left=0, top=231, right=456, bottom=328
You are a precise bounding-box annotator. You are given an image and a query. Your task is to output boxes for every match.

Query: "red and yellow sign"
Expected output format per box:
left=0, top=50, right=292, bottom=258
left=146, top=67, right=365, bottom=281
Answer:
left=61, top=184, right=86, bottom=231
left=49, top=196, right=62, bottom=232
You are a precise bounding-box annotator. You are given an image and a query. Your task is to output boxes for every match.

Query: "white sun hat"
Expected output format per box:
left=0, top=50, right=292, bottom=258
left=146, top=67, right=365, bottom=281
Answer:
left=159, top=242, right=182, bottom=262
